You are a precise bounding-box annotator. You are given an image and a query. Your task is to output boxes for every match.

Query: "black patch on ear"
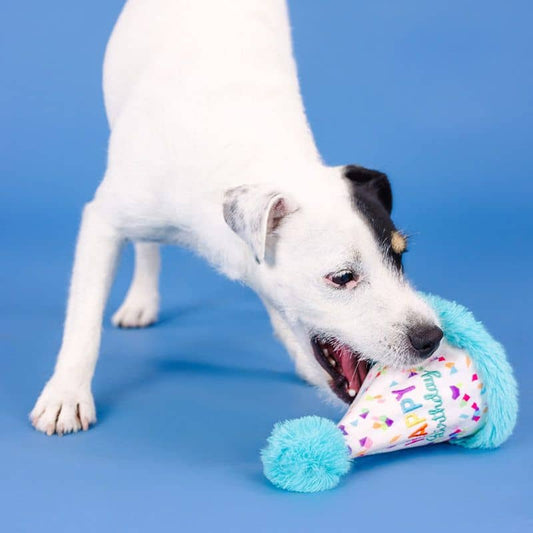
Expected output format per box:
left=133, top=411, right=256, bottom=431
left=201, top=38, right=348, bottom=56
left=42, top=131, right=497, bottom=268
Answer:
left=344, top=165, right=392, bottom=213
left=343, top=165, right=403, bottom=271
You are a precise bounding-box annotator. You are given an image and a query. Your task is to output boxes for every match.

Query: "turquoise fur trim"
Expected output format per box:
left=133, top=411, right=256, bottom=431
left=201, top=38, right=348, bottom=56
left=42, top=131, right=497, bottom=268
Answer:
left=261, top=416, right=351, bottom=493
left=422, top=293, right=518, bottom=449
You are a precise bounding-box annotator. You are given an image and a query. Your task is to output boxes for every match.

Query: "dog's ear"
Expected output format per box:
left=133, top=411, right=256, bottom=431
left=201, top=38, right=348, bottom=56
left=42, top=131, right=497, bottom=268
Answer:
left=344, top=165, right=393, bottom=214
left=223, top=185, right=295, bottom=263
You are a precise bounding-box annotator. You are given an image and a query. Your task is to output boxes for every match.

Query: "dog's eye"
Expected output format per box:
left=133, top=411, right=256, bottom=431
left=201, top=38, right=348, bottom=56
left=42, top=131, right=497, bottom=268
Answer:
left=326, top=270, right=359, bottom=289
left=331, top=271, right=354, bottom=285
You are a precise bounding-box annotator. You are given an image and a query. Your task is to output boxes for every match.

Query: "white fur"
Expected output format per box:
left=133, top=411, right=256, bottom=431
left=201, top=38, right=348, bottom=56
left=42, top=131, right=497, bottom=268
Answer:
left=112, top=242, right=160, bottom=328
left=31, top=0, right=438, bottom=435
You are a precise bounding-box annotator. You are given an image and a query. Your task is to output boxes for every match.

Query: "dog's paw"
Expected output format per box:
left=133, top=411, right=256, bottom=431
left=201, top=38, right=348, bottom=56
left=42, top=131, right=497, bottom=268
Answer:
left=112, top=293, right=159, bottom=328
left=30, top=378, right=96, bottom=436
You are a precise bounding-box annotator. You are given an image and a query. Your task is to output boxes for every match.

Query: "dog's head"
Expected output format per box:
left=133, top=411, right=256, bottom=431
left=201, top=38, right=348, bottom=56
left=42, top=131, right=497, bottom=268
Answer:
left=223, top=165, right=442, bottom=403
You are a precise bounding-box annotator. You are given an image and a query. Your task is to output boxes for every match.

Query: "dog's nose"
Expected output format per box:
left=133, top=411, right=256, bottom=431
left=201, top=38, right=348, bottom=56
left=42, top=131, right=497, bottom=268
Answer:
left=408, top=325, right=443, bottom=358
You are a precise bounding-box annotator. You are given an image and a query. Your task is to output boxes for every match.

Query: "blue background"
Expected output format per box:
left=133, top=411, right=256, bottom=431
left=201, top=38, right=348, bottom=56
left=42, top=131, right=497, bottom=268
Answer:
left=1, top=1, right=532, bottom=531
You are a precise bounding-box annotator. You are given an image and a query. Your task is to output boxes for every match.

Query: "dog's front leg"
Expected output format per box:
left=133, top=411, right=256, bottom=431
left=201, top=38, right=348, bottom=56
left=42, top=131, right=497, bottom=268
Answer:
left=112, top=242, right=160, bottom=328
left=263, top=302, right=324, bottom=388
left=30, top=202, right=123, bottom=435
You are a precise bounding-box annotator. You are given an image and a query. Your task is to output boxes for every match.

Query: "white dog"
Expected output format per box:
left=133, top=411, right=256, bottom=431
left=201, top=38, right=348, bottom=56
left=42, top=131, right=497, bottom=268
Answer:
left=31, top=0, right=443, bottom=436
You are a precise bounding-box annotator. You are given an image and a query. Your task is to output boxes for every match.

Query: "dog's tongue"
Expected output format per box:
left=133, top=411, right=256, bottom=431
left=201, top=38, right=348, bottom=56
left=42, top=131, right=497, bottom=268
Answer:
left=337, top=344, right=369, bottom=395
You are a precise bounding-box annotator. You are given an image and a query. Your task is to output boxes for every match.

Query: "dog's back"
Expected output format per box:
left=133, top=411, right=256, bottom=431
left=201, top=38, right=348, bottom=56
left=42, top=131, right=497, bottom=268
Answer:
left=97, top=0, right=321, bottom=240
left=103, top=0, right=313, bottom=150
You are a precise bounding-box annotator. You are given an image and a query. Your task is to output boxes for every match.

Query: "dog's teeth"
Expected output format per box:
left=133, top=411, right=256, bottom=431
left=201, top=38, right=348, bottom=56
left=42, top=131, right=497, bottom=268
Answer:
left=348, top=389, right=356, bottom=397
left=322, top=348, right=329, bottom=357
left=328, top=357, right=336, bottom=367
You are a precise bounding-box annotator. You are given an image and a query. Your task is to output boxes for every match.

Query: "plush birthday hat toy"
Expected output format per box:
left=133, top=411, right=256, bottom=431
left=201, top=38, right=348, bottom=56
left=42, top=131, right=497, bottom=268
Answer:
left=261, top=294, right=518, bottom=493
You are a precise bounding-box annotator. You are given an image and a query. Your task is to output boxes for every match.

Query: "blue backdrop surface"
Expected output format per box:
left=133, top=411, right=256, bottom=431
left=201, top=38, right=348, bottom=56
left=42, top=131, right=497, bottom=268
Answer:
left=1, top=1, right=532, bottom=531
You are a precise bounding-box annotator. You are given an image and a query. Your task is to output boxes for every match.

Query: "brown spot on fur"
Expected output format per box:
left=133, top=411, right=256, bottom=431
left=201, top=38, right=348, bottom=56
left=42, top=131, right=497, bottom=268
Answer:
left=391, top=231, right=407, bottom=254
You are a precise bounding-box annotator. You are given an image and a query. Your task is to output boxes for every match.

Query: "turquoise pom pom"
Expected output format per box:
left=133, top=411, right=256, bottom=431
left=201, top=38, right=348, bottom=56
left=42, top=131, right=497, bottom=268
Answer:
left=261, top=416, right=351, bottom=493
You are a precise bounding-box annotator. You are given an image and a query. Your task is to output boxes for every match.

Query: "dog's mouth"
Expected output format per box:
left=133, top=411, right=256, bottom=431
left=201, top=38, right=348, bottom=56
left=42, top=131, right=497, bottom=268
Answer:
left=311, top=337, right=371, bottom=404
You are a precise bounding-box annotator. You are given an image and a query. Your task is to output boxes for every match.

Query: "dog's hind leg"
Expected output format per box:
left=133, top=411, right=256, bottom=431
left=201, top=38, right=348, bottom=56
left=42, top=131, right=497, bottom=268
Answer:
left=30, top=201, right=123, bottom=435
left=112, top=242, right=160, bottom=328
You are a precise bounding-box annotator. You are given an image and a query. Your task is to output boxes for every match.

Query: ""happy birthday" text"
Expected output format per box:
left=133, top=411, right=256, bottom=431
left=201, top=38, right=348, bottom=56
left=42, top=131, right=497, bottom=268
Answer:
left=391, top=369, right=447, bottom=445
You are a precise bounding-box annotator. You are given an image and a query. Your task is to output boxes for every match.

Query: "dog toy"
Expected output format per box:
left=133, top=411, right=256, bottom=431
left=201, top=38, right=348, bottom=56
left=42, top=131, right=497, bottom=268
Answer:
left=261, top=294, right=518, bottom=492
